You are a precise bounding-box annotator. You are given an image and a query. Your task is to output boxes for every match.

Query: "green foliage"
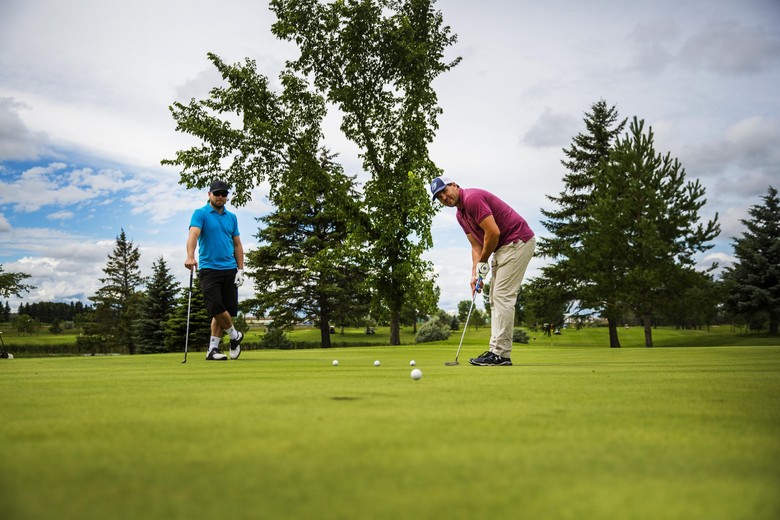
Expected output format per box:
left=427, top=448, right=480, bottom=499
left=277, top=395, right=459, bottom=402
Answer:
left=414, top=315, right=451, bottom=343
left=0, top=264, right=34, bottom=298
left=538, top=103, right=720, bottom=347
left=14, top=314, right=36, bottom=335
left=135, top=257, right=181, bottom=354
left=83, top=229, right=145, bottom=354
left=48, top=319, right=62, bottom=335
left=247, top=148, right=370, bottom=349
left=536, top=100, right=626, bottom=345
left=723, top=186, right=780, bottom=334
left=583, top=117, right=720, bottom=346
left=271, top=0, right=459, bottom=345
left=259, top=327, right=294, bottom=349
left=512, top=327, right=530, bottom=344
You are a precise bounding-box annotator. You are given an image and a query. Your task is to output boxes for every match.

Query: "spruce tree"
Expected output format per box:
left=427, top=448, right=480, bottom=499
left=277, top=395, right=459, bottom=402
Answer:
left=583, top=117, right=720, bottom=346
left=247, top=154, right=370, bottom=348
left=538, top=99, right=626, bottom=346
left=135, top=257, right=180, bottom=354
left=83, top=229, right=144, bottom=353
left=723, top=186, right=780, bottom=334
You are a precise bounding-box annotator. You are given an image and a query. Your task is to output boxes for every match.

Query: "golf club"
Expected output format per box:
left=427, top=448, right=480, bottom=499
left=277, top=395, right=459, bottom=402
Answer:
left=445, top=277, right=483, bottom=366
left=182, top=267, right=194, bottom=364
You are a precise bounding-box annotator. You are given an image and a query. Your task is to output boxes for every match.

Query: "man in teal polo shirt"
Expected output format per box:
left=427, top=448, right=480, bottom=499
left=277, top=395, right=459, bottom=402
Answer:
left=185, top=180, right=245, bottom=361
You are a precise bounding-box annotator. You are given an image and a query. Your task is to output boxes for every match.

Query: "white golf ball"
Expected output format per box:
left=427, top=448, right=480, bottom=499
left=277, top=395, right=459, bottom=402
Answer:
left=332, top=360, right=339, bottom=366
left=410, top=368, right=423, bottom=380
left=374, top=360, right=381, bottom=366
left=409, top=360, right=416, bottom=366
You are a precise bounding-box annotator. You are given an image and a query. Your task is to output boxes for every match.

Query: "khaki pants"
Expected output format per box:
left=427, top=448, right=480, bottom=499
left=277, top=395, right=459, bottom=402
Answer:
left=488, top=237, right=536, bottom=358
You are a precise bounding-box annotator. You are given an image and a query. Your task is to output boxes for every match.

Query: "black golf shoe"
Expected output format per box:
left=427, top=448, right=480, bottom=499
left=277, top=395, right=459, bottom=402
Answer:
left=469, top=350, right=512, bottom=366
left=206, top=348, right=228, bottom=361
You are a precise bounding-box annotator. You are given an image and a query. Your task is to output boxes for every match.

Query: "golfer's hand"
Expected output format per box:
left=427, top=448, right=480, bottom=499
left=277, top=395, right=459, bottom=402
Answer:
left=476, top=262, right=489, bottom=278
left=234, top=269, right=245, bottom=287
left=471, top=276, right=484, bottom=295
left=185, top=257, right=197, bottom=271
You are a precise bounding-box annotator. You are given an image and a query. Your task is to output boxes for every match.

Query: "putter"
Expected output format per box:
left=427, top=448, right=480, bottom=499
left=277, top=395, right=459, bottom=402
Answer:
left=445, top=277, right=483, bottom=366
left=182, top=267, right=194, bottom=364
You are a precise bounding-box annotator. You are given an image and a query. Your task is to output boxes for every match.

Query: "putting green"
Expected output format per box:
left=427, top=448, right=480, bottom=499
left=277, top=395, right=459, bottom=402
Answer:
left=1, top=344, right=778, bottom=519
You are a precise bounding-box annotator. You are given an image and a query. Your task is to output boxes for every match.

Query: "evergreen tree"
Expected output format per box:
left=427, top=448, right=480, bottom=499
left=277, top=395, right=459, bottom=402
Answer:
left=723, top=186, right=780, bottom=334
left=538, top=99, right=626, bottom=346
left=582, top=117, right=720, bottom=346
left=135, top=257, right=180, bottom=354
left=82, top=229, right=144, bottom=353
left=247, top=154, right=370, bottom=348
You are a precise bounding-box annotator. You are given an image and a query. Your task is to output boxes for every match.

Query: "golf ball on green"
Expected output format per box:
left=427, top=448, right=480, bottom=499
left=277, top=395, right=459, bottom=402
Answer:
left=374, top=360, right=380, bottom=366
left=332, top=360, right=339, bottom=366
left=409, top=360, right=416, bottom=366
left=410, top=368, right=422, bottom=380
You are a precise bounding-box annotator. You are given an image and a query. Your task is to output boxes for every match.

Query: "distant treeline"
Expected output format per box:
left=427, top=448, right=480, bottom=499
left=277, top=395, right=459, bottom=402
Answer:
left=7, top=301, right=93, bottom=323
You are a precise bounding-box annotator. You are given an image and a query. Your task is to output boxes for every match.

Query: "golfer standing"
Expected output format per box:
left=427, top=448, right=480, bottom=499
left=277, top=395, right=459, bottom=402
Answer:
left=431, top=176, right=535, bottom=366
left=185, top=180, right=245, bottom=361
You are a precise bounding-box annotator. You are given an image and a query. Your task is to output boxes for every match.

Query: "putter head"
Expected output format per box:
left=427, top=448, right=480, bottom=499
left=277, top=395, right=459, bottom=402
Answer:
left=444, top=361, right=459, bottom=366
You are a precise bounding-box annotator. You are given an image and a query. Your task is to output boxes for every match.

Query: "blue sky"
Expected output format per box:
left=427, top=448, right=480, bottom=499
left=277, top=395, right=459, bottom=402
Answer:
left=1, top=0, right=779, bottom=314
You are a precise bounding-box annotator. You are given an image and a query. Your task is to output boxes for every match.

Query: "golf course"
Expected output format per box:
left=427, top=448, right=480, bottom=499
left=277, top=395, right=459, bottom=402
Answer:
left=1, top=327, right=778, bottom=520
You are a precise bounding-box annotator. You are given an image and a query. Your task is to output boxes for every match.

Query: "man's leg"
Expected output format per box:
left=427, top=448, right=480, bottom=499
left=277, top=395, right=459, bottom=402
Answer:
left=488, top=238, right=536, bottom=359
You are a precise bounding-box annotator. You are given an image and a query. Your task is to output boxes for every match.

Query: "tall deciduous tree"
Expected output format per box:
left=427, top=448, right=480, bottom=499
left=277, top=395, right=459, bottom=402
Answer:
left=84, top=229, right=144, bottom=353
left=583, top=117, right=720, bottom=346
left=271, top=0, right=459, bottom=344
left=538, top=99, right=626, bottom=347
left=163, top=54, right=314, bottom=205
left=723, top=186, right=780, bottom=334
left=135, top=257, right=180, bottom=354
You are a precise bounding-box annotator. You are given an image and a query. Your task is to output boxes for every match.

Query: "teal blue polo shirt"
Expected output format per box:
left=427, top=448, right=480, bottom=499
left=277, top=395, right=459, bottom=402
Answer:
left=189, top=203, right=240, bottom=270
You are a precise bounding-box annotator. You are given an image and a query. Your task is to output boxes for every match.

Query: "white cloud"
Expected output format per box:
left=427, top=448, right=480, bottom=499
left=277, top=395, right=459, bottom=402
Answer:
left=46, top=210, right=74, bottom=221
left=680, top=20, right=780, bottom=75
left=0, top=97, right=50, bottom=160
left=522, top=107, right=580, bottom=148
left=0, top=213, right=10, bottom=232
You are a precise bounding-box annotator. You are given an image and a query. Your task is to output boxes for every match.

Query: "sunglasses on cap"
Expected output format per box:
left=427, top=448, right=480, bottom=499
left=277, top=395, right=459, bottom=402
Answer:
left=212, top=190, right=228, bottom=197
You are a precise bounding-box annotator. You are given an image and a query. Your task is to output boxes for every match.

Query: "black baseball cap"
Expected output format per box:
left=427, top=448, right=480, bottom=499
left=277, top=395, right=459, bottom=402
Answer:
left=209, top=180, right=229, bottom=192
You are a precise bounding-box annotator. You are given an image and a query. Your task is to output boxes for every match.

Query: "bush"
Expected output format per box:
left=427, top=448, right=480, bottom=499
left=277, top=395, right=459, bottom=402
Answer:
left=512, top=328, right=530, bottom=344
left=259, top=328, right=294, bottom=349
left=415, top=318, right=451, bottom=343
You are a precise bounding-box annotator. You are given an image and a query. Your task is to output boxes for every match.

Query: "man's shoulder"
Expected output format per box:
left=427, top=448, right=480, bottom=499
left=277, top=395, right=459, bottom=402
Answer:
left=460, top=188, right=493, bottom=206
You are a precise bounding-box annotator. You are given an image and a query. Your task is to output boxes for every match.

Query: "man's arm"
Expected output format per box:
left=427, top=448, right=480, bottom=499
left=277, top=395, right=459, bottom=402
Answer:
left=233, top=235, right=244, bottom=270
left=185, top=226, right=200, bottom=270
left=477, top=215, right=500, bottom=262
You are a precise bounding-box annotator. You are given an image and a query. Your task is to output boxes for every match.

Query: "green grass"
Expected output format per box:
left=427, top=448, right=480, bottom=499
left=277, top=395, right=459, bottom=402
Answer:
left=1, top=339, right=779, bottom=520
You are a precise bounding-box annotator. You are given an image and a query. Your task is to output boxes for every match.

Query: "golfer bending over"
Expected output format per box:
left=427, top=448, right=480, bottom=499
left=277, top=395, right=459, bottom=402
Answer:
left=185, top=180, right=245, bottom=361
left=430, top=176, right=535, bottom=366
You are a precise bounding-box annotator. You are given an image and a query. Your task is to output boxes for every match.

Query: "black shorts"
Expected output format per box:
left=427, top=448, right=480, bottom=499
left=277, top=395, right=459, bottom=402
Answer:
left=199, top=268, right=238, bottom=318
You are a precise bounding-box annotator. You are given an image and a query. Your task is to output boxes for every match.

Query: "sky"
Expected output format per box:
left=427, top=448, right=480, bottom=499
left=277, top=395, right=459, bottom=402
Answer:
left=1, top=0, right=779, bottom=317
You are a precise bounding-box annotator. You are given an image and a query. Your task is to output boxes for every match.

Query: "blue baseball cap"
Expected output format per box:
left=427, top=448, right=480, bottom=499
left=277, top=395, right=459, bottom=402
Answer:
left=430, top=176, right=454, bottom=201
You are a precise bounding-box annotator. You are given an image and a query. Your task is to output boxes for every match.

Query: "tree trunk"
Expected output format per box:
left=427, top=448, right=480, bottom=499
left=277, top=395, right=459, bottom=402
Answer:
left=607, top=317, right=621, bottom=348
left=642, top=314, right=654, bottom=347
left=320, top=318, right=332, bottom=348
left=390, top=312, right=401, bottom=346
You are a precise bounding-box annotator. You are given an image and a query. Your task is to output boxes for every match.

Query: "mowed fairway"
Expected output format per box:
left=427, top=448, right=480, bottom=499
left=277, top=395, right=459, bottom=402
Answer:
left=1, top=344, right=779, bottom=520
